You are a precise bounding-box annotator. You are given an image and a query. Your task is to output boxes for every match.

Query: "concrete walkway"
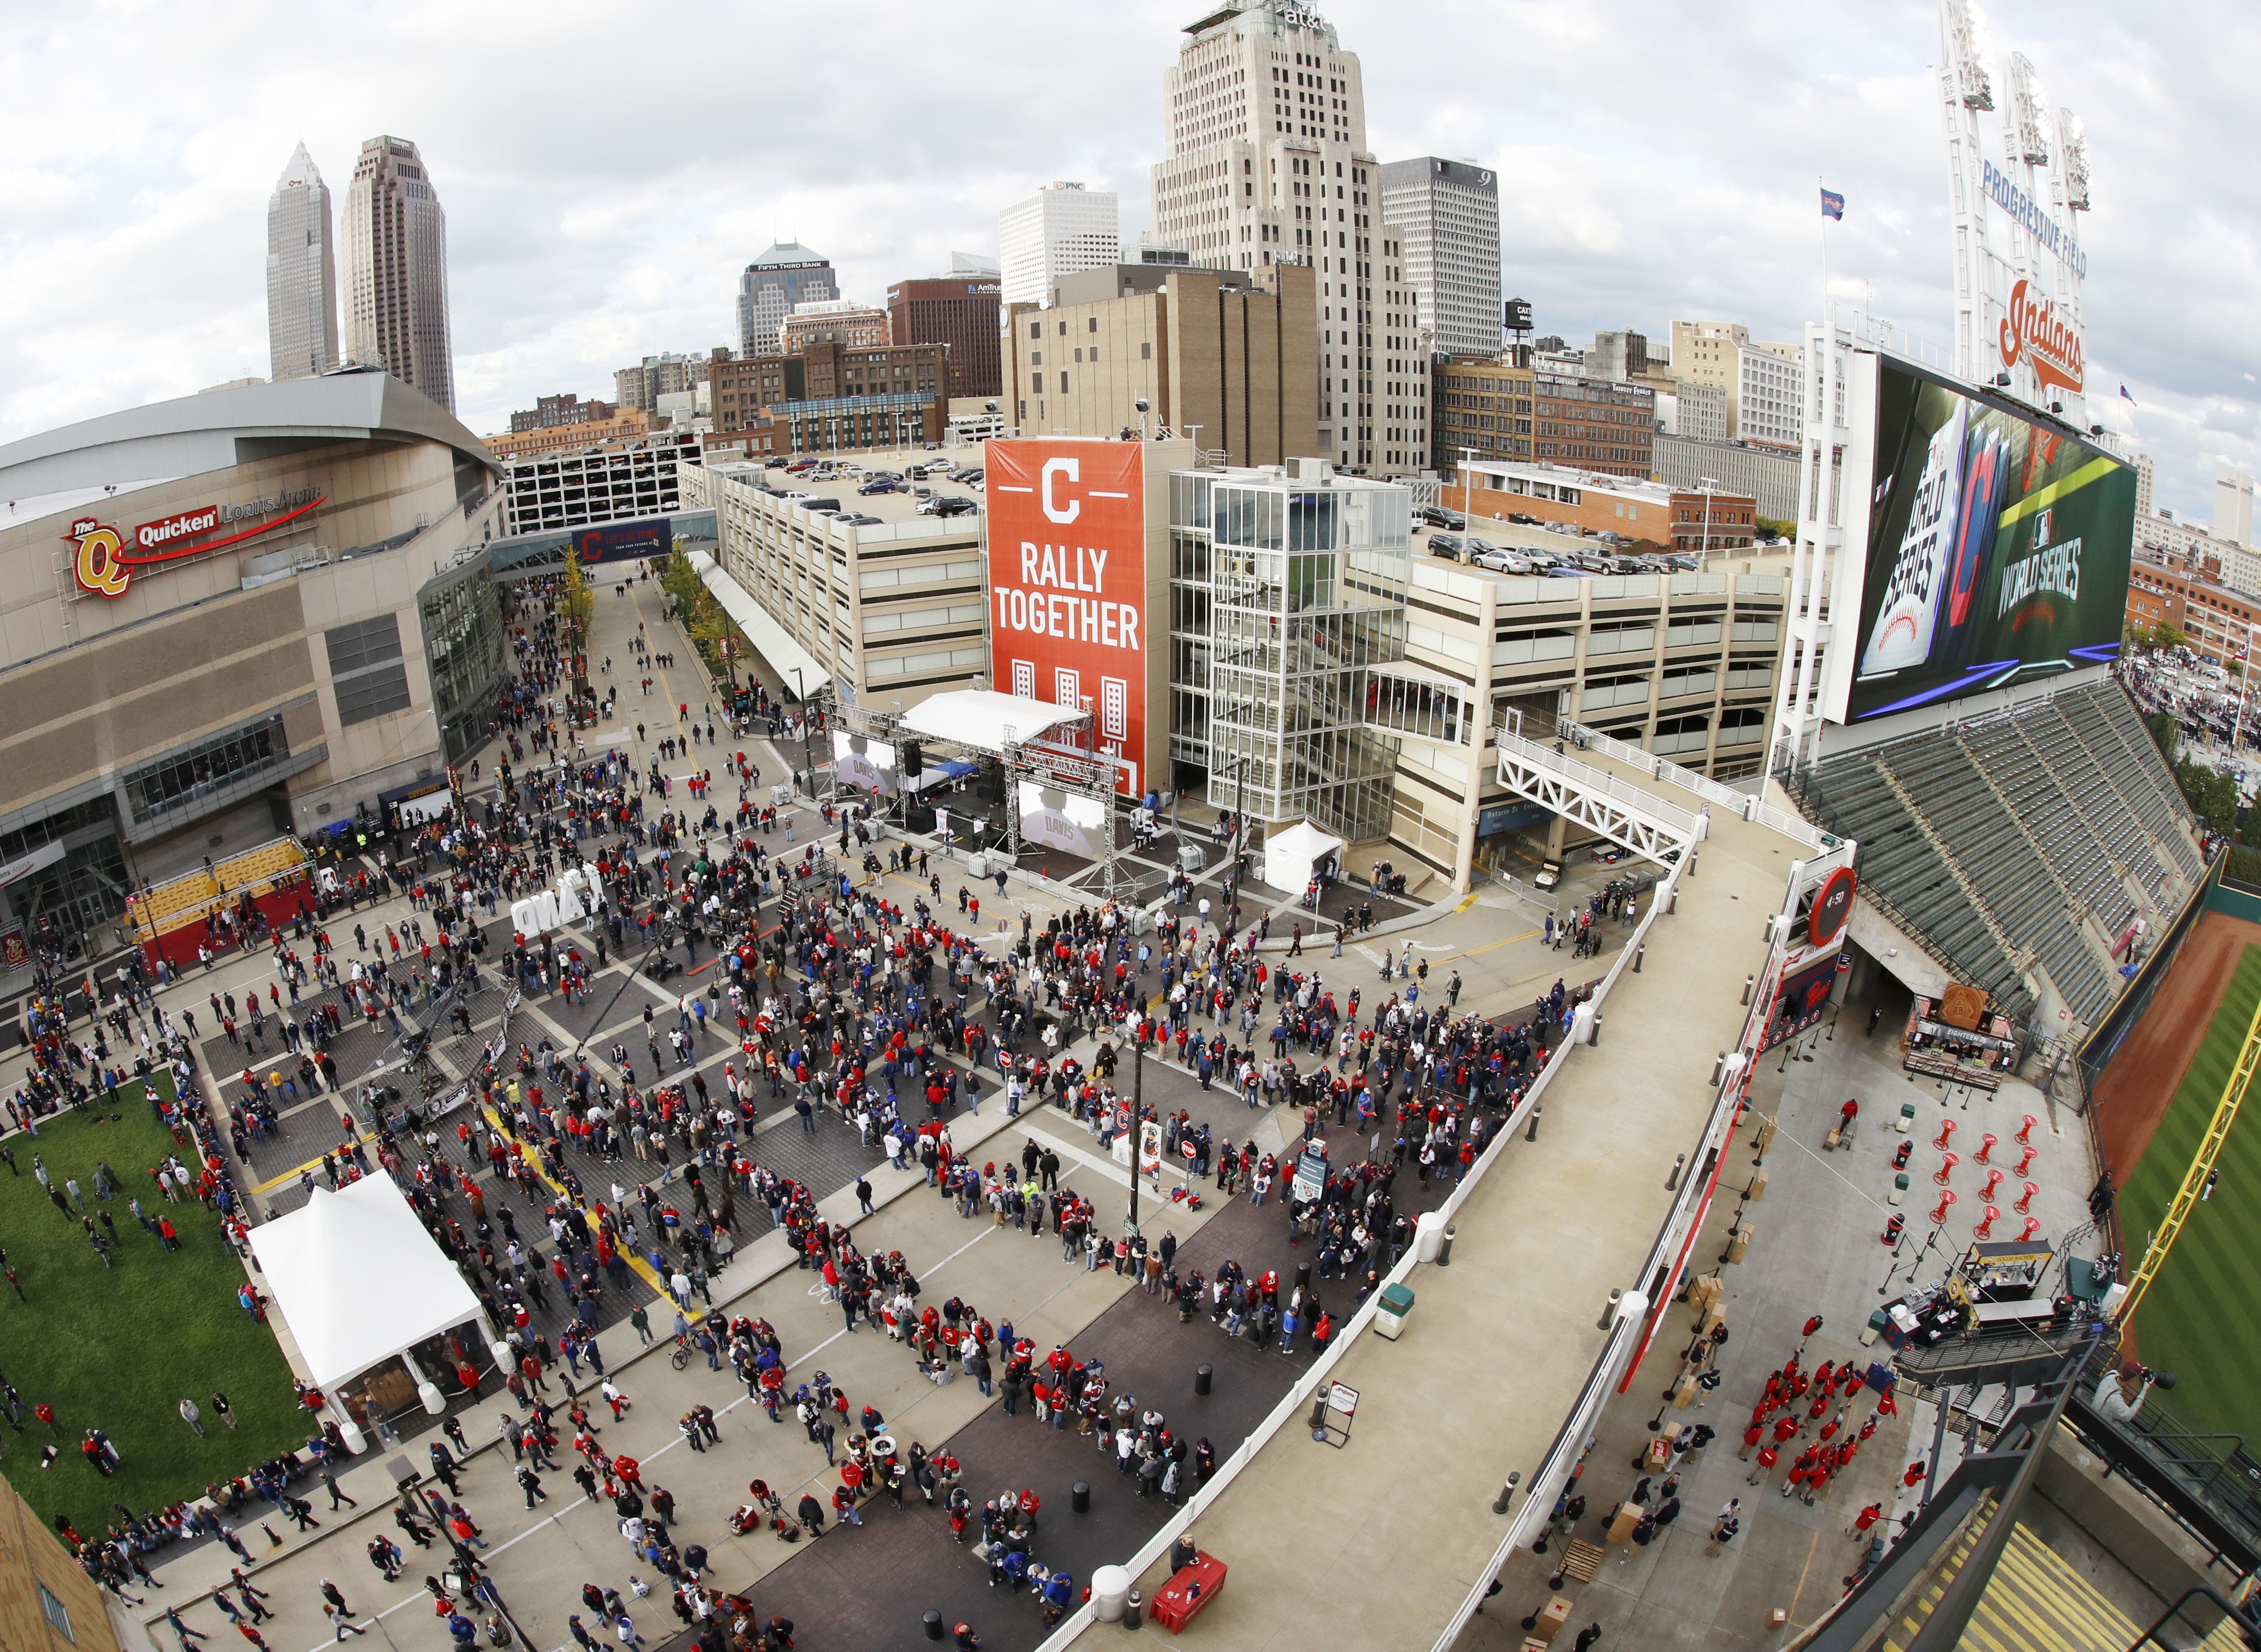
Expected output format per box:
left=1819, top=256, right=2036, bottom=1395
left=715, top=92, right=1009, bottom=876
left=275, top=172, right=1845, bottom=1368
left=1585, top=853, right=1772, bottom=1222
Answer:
left=1095, top=769, right=1813, bottom=1651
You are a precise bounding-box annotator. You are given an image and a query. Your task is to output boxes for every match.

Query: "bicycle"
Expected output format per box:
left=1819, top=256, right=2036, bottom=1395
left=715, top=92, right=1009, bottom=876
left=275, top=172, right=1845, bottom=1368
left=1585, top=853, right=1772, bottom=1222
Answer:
left=669, top=1336, right=693, bottom=1371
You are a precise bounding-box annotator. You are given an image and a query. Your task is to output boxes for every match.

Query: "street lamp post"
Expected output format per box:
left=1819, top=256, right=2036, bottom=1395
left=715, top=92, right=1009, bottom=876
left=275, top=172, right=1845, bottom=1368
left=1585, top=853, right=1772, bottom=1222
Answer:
left=1459, top=447, right=1480, bottom=524
left=786, top=666, right=819, bottom=799
left=1696, top=477, right=1721, bottom=571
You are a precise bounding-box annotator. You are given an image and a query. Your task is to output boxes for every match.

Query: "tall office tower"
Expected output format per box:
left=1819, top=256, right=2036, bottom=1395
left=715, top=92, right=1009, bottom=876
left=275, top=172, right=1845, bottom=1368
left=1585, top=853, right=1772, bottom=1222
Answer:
left=2216, top=465, right=2255, bottom=547
left=737, top=244, right=838, bottom=359
left=342, top=135, right=455, bottom=412
left=997, top=183, right=1121, bottom=309
left=266, top=142, right=339, bottom=381
left=1378, top=157, right=1501, bottom=360
left=1150, top=0, right=1425, bottom=474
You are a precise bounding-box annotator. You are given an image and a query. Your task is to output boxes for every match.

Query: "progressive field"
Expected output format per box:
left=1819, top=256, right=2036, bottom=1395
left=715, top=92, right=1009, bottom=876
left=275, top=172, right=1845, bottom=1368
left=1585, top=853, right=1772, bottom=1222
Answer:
left=2117, top=942, right=2261, bottom=1446
left=0, top=1077, right=301, bottom=1540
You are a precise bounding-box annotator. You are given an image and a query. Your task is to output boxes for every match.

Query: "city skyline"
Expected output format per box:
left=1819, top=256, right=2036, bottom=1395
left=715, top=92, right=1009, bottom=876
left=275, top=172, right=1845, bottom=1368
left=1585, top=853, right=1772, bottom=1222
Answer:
left=0, top=0, right=2251, bottom=517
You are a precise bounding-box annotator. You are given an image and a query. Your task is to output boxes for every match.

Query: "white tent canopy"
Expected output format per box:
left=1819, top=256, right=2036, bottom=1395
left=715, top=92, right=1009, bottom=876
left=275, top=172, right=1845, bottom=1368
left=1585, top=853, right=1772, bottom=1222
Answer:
left=688, top=551, right=831, bottom=698
left=246, top=1173, right=483, bottom=1393
left=897, top=689, right=1088, bottom=755
left=1262, top=819, right=1346, bottom=898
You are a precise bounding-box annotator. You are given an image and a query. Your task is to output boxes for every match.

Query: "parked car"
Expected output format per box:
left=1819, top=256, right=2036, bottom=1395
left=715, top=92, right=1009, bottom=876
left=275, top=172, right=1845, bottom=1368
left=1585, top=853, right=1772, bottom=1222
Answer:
left=1418, top=505, right=1465, bottom=529
left=1472, top=548, right=1534, bottom=573
left=1507, top=511, right=1540, bottom=526
left=763, top=456, right=790, bottom=469
left=1545, top=564, right=1596, bottom=578
left=857, top=479, right=899, bottom=495
left=1427, top=533, right=1466, bottom=561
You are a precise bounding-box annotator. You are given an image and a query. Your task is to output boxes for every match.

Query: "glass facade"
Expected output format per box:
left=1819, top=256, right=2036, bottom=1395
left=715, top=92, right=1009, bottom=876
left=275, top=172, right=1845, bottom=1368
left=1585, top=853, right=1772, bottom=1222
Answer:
left=1168, top=466, right=1412, bottom=842
left=421, top=561, right=508, bottom=762
left=123, top=713, right=292, bottom=829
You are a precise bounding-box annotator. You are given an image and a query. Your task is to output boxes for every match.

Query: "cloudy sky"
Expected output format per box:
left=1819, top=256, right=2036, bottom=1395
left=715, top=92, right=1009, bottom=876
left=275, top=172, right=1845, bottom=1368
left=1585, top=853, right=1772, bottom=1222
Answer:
left=2, top=0, right=2251, bottom=520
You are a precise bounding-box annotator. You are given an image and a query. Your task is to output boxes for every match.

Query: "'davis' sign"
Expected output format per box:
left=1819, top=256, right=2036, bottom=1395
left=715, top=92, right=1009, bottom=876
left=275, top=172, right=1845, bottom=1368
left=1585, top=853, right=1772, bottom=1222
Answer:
left=68, top=487, right=324, bottom=599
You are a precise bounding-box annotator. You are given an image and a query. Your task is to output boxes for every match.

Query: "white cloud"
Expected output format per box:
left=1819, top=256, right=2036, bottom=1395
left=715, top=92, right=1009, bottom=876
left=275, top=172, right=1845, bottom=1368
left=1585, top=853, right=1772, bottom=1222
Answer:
left=1, top=0, right=2253, bottom=520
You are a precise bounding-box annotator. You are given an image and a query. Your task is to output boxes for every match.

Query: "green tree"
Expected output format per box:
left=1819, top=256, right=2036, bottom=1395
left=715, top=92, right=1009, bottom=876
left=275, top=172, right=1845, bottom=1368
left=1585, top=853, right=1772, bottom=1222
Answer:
left=2175, top=756, right=2242, bottom=836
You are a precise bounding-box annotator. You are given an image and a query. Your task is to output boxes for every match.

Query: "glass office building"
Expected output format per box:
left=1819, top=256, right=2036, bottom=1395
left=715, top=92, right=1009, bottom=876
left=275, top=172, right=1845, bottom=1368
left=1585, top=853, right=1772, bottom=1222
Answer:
left=1168, top=460, right=1412, bottom=841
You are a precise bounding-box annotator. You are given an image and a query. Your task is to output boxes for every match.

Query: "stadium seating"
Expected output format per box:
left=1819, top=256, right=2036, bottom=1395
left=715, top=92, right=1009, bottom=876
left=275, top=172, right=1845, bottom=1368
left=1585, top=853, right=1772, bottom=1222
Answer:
left=1789, top=680, right=2205, bottom=1030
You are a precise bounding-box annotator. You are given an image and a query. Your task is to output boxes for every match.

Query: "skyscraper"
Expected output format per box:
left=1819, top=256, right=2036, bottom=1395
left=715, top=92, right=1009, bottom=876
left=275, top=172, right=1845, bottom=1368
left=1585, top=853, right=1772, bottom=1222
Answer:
left=997, top=183, right=1121, bottom=308
left=266, top=142, right=338, bottom=381
left=1149, top=0, right=1426, bottom=475
left=342, top=135, right=455, bottom=412
left=1378, top=158, right=1500, bottom=361
left=736, top=245, right=838, bottom=359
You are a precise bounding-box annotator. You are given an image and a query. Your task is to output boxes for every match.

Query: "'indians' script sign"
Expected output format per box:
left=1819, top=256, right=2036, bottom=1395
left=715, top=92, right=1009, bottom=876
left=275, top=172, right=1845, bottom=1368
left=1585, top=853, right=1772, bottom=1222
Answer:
left=1998, top=280, right=2084, bottom=398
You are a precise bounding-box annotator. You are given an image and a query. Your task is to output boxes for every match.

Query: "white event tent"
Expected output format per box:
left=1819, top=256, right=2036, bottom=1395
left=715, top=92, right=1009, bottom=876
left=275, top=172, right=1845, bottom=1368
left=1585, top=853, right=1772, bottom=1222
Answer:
left=247, top=1173, right=482, bottom=1444
left=1262, top=819, right=1345, bottom=898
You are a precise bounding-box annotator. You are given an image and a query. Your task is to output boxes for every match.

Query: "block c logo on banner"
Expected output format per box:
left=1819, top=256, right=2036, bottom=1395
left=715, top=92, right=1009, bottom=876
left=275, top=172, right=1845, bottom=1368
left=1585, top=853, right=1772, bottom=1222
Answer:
left=1042, top=457, right=1081, bottom=524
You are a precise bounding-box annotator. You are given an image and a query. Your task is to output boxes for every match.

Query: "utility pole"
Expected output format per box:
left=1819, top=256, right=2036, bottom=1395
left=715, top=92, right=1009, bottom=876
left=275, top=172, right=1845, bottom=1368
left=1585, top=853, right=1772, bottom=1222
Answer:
left=1127, top=1033, right=1143, bottom=1238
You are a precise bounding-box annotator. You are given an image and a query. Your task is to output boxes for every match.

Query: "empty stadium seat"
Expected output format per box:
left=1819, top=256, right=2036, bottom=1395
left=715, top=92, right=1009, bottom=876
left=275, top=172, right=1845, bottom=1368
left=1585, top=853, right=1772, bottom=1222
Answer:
left=1787, top=680, right=2204, bottom=1033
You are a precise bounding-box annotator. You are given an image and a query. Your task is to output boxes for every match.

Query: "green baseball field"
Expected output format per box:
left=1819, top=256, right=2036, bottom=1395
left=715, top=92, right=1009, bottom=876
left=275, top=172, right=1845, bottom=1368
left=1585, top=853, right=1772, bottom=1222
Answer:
left=0, top=1074, right=301, bottom=1541
left=2116, top=942, right=2261, bottom=1445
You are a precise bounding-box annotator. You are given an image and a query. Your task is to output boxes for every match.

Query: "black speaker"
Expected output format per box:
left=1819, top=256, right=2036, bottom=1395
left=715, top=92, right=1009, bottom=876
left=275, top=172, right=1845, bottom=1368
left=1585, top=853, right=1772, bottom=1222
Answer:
left=901, top=740, right=924, bottom=780
left=904, top=803, right=936, bottom=833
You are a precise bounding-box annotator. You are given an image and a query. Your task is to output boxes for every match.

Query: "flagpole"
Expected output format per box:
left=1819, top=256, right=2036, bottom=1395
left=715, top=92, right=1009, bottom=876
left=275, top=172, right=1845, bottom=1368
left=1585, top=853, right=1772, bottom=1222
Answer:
left=1819, top=174, right=1832, bottom=332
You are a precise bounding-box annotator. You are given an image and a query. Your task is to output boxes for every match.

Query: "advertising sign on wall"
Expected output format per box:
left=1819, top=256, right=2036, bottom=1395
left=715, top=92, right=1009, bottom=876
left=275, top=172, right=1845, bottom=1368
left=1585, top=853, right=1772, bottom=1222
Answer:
left=67, top=488, right=326, bottom=599
left=1846, top=360, right=2134, bottom=724
left=985, top=440, right=1148, bottom=797
left=1763, top=950, right=1843, bottom=1051
left=573, top=518, right=672, bottom=563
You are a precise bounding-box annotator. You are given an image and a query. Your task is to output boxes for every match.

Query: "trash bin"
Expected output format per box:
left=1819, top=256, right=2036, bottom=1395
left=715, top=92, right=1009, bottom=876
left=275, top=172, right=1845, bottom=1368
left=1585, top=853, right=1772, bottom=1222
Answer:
left=1092, top=1565, right=1132, bottom=1623
left=1375, top=1282, right=1416, bottom=1340
left=1414, top=1212, right=1445, bottom=1263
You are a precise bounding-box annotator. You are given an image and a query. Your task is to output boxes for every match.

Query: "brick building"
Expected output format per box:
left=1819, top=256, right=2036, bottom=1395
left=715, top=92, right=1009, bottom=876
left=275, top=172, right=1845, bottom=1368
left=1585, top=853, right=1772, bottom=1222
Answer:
left=1532, top=372, right=1655, bottom=478
left=888, top=275, right=1004, bottom=401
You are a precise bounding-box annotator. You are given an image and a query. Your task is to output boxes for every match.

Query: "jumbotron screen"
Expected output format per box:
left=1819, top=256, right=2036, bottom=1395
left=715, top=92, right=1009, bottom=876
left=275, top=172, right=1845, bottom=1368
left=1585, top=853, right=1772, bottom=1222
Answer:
left=1847, top=361, right=2136, bottom=723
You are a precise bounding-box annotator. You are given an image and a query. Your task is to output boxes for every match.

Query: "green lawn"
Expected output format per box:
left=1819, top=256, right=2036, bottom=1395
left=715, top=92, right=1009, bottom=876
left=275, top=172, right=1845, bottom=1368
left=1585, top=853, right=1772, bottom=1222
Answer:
left=2118, top=943, right=2261, bottom=1447
left=0, top=1075, right=302, bottom=1540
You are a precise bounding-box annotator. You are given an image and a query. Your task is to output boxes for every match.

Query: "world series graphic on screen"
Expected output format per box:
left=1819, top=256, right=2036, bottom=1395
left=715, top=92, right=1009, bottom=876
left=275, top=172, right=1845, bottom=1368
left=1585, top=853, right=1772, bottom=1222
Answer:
left=1847, top=361, right=2135, bottom=723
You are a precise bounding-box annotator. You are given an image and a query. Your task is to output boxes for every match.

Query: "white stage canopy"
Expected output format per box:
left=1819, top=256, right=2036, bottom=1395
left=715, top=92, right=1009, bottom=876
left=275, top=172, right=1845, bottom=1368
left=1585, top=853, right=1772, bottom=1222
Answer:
left=246, top=1173, right=482, bottom=1393
left=1262, top=819, right=1346, bottom=898
left=897, top=689, right=1088, bottom=755
left=688, top=551, right=831, bottom=698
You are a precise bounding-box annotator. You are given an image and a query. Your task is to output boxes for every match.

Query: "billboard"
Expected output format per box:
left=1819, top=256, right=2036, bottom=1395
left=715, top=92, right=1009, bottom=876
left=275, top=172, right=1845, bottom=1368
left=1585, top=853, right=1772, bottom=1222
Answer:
left=985, top=439, right=1149, bottom=797
left=832, top=731, right=897, bottom=796
left=1845, top=360, right=2134, bottom=724
left=573, top=518, right=672, bottom=563
left=1016, top=781, right=1107, bottom=858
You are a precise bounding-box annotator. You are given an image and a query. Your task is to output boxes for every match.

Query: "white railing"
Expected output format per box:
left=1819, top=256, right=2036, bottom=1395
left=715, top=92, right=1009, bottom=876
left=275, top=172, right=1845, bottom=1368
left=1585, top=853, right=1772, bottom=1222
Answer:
left=1496, top=726, right=1704, bottom=839
left=1563, top=720, right=1828, bottom=850
left=1033, top=851, right=1696, bottom=1652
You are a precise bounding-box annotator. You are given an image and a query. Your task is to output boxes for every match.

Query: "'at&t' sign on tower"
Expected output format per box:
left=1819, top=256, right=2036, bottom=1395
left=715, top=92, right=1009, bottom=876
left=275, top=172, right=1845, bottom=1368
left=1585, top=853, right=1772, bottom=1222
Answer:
left=1938, top=0, right=2093, bottom=426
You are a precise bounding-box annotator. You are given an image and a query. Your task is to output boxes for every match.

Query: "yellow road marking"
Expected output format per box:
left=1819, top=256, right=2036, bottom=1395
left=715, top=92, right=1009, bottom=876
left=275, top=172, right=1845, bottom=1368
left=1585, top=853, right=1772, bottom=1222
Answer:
left=479, top=1105, right=677, bottom=1300
left=251, top=1134, right=367, bottom=1195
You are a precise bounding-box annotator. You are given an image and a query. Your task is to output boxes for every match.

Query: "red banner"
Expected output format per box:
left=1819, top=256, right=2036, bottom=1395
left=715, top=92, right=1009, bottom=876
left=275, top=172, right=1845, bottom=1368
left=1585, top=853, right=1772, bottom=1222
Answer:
left=984, top=440, right=1148, bottom=797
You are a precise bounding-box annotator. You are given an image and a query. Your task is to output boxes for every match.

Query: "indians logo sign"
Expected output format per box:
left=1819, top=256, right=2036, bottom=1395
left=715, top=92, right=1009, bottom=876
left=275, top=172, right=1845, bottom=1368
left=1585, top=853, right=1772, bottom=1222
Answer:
left=66, top=489, right=324, bottom=599
left=1998, top=279, right=2084, bottom=398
